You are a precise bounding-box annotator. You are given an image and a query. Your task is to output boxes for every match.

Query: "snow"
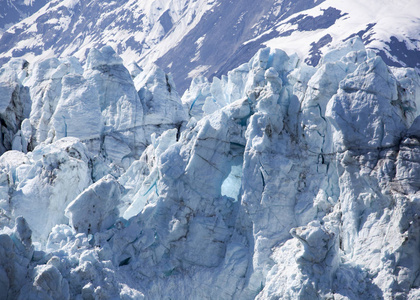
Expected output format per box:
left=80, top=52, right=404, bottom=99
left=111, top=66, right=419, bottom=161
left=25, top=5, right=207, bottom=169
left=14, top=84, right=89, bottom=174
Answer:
left=264, top=0, right=420, bottom=68
left=1, top=0, right=418, bottom=97
left=187, top=64, right=211, bottom=79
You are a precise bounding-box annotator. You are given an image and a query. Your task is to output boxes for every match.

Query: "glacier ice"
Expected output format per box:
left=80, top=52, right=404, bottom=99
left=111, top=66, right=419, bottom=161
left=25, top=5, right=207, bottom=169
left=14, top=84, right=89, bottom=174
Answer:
left=20, top=46, right=188, bottom=170
left=0, top=138, right=92, bottom=245
left=1, top=38, right=420, bottom=299
left=0, top=59, right=31, bottom=154
left=65, top=175, right=122, bottom=235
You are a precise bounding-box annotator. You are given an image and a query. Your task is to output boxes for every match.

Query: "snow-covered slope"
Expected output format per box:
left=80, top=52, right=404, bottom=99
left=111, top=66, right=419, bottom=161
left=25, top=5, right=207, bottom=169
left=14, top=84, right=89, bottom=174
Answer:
left=0, top=0, right=419, bottom=93
left=0, top=0, right=50, bottom=34
left=262, top=0, right=420, bottom=69
left=0, top=0, right=219, bottom=92
left=1, top=37, right=420, bottom=299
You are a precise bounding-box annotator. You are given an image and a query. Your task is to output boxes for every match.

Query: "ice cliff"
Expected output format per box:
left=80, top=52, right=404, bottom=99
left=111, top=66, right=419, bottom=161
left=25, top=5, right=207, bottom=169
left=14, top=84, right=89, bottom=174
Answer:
left=1, top=38, right=420, bottom=299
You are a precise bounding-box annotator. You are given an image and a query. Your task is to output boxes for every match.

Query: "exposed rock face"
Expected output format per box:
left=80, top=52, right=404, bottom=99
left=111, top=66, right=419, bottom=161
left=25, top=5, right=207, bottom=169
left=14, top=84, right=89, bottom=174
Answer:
left=1, top=39, right=420, bottom=299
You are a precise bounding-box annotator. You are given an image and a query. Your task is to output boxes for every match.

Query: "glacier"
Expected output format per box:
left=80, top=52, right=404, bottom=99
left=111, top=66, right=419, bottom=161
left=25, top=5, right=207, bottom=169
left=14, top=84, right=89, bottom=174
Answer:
left=0, top=38, right=420, bottom=299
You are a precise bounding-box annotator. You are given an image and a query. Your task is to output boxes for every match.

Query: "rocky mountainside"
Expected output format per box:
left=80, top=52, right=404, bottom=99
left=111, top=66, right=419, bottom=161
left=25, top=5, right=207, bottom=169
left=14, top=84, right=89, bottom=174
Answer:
left=0, top=35, right=420, bottom=299
left=0, top=0, right=50, bottom=33
left=0, top=0, right=419, bottom=92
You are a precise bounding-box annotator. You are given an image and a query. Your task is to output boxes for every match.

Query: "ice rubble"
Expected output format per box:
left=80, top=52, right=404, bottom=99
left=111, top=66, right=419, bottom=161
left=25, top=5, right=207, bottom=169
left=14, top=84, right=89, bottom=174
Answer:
left=1, top=38, right=420, bottom=299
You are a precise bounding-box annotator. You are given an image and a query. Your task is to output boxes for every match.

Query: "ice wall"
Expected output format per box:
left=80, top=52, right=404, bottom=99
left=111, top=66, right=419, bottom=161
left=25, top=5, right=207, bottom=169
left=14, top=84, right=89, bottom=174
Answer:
left=1, top=38, right=420, bottom=299
left=0, top=59, right=31, bottom=154
left=21, top=46, right=187, bottom=170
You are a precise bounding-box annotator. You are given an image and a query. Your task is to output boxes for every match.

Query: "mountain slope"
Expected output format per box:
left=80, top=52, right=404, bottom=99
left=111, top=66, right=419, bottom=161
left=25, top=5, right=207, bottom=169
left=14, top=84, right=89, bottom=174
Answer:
left=0, top=0, right=418, bottom=92
left=0, top=0, right=217, bottom=83
left=262, top=0, right=420, bottom=68
left=0, top=0, right=50, bottom=34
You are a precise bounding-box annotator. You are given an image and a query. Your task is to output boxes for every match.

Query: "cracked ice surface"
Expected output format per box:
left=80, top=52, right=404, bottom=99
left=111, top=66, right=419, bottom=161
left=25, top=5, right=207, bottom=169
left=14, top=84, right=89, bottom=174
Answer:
left=1, top=38, right=420, bottom=299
